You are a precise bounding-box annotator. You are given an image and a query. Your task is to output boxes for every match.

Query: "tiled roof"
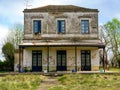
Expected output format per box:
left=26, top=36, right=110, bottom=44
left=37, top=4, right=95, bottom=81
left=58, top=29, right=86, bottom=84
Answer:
left=23, top=5, right=98, bottom=12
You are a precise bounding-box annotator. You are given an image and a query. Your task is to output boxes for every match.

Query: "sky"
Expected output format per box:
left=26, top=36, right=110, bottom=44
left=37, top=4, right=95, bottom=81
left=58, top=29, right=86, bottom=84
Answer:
left=0, top=0, right=120, bottom=60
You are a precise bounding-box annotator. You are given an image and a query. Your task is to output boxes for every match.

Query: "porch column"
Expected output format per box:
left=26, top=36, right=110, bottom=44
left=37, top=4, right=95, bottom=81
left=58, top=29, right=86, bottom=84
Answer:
left=18, top=46, right=21, bottom=72
left=47, top=47, right=49, bottom=72
left=75, top=46, right=77, bottom=71
left=103, top=47, right=105, bottom=72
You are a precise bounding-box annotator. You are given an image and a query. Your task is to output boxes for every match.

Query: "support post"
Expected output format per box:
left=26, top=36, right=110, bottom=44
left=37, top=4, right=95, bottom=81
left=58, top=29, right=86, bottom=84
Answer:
left=19, top=46, right=21, bottom=72
left=103, top=48, right=105, bottom=72
left=47, top=47, right=49, bottom=72
left=75, top=46, right=77, bottom=72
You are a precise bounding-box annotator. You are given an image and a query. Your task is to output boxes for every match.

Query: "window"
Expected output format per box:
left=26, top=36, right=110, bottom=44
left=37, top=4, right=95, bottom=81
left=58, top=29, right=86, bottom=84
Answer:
left=57, top=20, right=65, bottom=34
left=81, top=20, right=89, bottom=34
left=33, top=20, right=41, bottom=33
left=81, top=50, right=91, bottom=71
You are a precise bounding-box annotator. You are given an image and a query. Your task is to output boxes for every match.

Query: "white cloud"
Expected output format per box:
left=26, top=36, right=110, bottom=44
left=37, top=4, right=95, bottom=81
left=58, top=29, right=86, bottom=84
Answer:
left=0, top=25, right=8, bottom=43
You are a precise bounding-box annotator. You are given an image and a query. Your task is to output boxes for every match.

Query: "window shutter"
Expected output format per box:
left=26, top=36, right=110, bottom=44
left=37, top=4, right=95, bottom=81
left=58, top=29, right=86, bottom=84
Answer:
left=58, top=20, right=61, bottom=33
left=38, top=21, right=41, bottom=33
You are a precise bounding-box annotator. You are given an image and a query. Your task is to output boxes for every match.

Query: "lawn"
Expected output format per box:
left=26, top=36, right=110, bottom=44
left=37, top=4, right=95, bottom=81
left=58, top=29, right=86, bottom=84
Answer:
left=0, top=74, right=45, bottom=90
left=50, top=74, right=120, bottom=90
left=0, top=73, right=120, bottom=90
left=109, top=67, right=120, bottom=72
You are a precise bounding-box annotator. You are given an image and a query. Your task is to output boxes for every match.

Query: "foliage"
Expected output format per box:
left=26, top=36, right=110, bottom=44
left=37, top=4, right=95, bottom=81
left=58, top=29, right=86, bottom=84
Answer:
left=0, top=75, right=46, bottom=90
left=4, top=23, right=23, bottom=49
left=99, top=18, right=120, bottom=67
left=1, top=23, right=23, bottom=71
left=0, top=60, right=12, bottom=71
left=2, top=42, right=15, bottom=71
left=50, top=74, right=120, bottom=90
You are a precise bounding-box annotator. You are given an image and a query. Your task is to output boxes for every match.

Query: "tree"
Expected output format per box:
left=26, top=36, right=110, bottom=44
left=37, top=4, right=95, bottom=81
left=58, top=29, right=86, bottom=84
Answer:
left=2, top=42, right=15, bottom=71
left=1, top=23, right=23, bottom=71
left=99, top=18, right=120, bottom=67
left=4, top=23, right=23, bottom=49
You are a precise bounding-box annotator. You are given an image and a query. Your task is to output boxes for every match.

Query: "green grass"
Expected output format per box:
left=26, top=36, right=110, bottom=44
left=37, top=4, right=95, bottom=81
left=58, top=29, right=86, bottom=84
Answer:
left=109, top=67, right=120, bottom=72
left=0, top=75, right=46, bottom=90
left=50, top=74, right=120, bottom=90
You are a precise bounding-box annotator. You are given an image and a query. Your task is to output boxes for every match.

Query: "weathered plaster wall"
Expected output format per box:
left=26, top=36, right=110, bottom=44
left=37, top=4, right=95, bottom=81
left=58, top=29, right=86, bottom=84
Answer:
left=23, top=49, right=32, bottom=67
left=91, top=50, right=100, bottom=71
left=77, top=47, right=99, bottom=71
left=22, top=47, right=48, bottom=71
left=22, top=47, right=100, bottom=71
left=49, top=48, right=56, bottom=71
left=24, top=12, right=98, bottom=40
left=67, top=49, right=75, bottom=71
left=14, top=53, right=19, bottom=71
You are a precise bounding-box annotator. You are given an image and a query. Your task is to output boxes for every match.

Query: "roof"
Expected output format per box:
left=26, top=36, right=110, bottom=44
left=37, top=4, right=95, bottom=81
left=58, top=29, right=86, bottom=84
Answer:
left=19, top=42, right=105, bottom=48
left=23, top=5, right=98, bottom=12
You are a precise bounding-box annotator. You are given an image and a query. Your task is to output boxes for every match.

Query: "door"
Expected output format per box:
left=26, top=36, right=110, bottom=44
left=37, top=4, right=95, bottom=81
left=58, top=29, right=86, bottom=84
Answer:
left=57, top=50, right=67, bottom=71
left=81, top=50, right=91, bottom=71
left=32, top=51, right=42, bottom=71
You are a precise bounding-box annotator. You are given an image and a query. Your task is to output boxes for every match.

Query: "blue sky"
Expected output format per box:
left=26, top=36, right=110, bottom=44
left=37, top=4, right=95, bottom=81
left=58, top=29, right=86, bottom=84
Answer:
left=0, top=0, right=120, bottom=60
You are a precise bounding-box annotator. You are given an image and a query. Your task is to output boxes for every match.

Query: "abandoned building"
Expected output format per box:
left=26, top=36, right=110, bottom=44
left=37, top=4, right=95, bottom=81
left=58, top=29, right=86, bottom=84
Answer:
left=15, top=5, right=105, bottom=72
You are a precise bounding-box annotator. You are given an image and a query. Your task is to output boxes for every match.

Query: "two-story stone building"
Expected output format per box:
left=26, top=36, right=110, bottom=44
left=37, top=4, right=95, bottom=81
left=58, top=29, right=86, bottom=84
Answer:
left=18, top=5, right=105, bottom=72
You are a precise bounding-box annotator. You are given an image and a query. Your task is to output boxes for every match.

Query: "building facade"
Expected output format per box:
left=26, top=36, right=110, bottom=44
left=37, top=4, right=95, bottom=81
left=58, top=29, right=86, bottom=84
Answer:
left=18, top=5, right=105, bottom=72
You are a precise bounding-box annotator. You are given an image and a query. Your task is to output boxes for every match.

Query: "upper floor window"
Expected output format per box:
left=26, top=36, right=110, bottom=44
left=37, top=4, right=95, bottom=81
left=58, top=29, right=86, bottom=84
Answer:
left=33, top=20, right=41, bottom=33
left=57, top=20, right=66, bottom=34
left=81, top=20, right=89, bottom=34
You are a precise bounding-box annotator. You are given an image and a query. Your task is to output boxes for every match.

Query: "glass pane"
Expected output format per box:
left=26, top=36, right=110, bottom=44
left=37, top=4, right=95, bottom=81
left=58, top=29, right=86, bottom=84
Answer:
left=38, top=55, right=42, bottom=66
left=34, top=21, right=38, bottom=33
left=33, top=55, right=37, bottom=66
left=81, top=20, right=89, bottom=34
left=33, top=20, right=41, bottom=33
left=62, top=55, right=66, bottom=66
left=81, top=54, right=85, bottom=66
left=58, top=20, right=65, bottom=33
left=57, top=55, right=61, bottom=66
left=86, top=54, right=90, bottom=66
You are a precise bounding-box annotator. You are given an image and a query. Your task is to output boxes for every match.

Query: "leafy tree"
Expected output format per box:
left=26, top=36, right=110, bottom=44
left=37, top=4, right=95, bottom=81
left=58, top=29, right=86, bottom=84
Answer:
left=4, top=23, right=23, bottom=49
left=2, top=42, right=15, bottom=71
left=1, top=23, right=23, bottom=71
left=99, top=18, right=120, bottom=67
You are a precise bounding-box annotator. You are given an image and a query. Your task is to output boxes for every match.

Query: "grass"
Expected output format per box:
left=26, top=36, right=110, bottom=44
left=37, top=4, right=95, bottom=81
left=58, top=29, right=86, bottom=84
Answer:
left=1, top=68, right=120, bottom=90
left=50, top=74, right=120, bottom=90
left=109, top=67, right=120, bottom=72
left=0, top=74, right=46, bottom=90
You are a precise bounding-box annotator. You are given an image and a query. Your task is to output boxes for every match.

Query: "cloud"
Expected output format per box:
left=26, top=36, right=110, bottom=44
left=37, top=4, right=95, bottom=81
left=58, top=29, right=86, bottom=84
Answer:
left=0, top=25, right=8, bottom=43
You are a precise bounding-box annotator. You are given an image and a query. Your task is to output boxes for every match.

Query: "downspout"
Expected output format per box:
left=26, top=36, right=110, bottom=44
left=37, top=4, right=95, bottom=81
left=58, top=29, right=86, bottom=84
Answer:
left=75, top=46, right=77, bottom=72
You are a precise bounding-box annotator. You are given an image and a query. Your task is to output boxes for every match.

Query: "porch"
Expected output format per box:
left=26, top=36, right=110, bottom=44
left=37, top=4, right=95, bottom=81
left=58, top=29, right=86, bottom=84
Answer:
left=17, top=42, right=105, bottom=72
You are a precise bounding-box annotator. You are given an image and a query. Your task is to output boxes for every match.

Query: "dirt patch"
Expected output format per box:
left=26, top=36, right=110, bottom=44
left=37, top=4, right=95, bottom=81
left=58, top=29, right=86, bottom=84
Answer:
left=37, top=76, right=59, bottom=90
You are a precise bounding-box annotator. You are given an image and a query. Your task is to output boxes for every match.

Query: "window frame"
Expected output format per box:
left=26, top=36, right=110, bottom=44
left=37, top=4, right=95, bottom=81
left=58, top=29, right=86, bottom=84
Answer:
left=57, top=19, right=66, bottom=34
left=32, top=19, right=42, bottom=34
left=81, top=50, right=91, bottom=71
left=80, top=19, right=90, bottom=34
